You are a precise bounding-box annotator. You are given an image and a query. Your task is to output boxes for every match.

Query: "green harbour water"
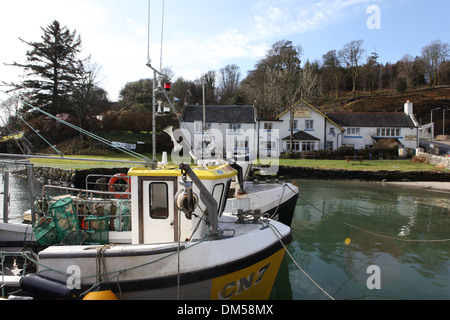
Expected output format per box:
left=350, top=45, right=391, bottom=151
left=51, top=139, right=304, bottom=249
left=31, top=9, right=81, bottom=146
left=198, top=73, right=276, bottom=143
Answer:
left=284, top=179, right=450, bottom=300
left=4, top=175, right=450, bottom=300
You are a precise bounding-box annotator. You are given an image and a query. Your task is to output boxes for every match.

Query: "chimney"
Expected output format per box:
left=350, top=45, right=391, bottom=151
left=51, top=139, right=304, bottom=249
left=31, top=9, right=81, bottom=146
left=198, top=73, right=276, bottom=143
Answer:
left=404, top=100, right=413, bottom=115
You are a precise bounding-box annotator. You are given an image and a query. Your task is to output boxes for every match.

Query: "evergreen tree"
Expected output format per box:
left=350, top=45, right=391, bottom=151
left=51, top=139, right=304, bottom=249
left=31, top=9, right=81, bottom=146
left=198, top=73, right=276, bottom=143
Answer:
left=9, top=20, right=83, bottom=115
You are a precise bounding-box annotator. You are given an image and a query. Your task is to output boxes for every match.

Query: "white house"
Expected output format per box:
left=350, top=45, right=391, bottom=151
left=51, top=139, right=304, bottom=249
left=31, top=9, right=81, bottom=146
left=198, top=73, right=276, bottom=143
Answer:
left=180, top=101, right=420, bottom=159
left=181, top=105, right=257, bottom=158
left=271, top=101, right=346, bottom=154
left=327, top=101, right=420, bottom=150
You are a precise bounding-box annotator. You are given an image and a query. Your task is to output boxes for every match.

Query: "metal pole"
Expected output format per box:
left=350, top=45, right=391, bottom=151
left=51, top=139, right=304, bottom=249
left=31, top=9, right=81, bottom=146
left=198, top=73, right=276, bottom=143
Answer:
left=27, top=165, right=36, bottom=224
left=202, top=79, right=206, bottom=160
left=443, top=109, right=446, bottom=136
left=431, top=108, right=441, bottom=141
left=153, top=69, right=157, bottom=161
left=431, top=110, right=434, bottom=141
left=2, top=172, right=9, bottom=224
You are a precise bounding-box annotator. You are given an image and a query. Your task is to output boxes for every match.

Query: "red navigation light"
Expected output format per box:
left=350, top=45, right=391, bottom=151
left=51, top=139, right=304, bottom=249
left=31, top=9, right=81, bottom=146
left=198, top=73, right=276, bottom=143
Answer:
left=164, top=83, right=171, bottom=91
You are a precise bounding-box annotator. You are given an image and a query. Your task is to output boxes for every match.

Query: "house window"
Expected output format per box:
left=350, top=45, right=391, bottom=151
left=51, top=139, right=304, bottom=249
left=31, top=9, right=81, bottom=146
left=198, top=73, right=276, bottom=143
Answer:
left=326, top=141, right=334, bottom=151
left=293, top=120, right=298, bottom=130
left=234, top=139, right=249, bottom=150
left=195, top=122, right=211, bottom=133
left=286, top=141, right=301, bottom=152
left=329, top=128, right=335, bottom=135
left=149, top=183, right=168, bottom=220
left=305, top=120, right=314, bottom=130
left=264, top=123, right=273, bottom=131
left=377, top=128, right=400, bottom=137
left=194, top=121, right=202, bottom=133
left=302, top=141, right=316, bottom=151
left=347, top=128, right=361, bottom=135
left=228, top=124, right=241, bottom=132
left=261, top=141, right=277, bottom=150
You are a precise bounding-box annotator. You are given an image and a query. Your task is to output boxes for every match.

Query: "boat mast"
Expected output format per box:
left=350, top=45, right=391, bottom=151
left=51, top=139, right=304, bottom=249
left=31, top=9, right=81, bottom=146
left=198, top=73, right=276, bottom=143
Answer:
left=146, top=0, right=167, bottom=162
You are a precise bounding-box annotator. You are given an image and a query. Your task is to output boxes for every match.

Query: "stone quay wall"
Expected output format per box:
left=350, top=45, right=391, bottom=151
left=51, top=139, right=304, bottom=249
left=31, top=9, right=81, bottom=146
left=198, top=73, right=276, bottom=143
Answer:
left=417, top=152, right=450, bottom=170
left=20, top=165, right=450, bottom=187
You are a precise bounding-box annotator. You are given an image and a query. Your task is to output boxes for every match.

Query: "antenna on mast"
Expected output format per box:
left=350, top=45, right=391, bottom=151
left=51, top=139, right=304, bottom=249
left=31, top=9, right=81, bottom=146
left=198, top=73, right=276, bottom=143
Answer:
left=160, top=0, right=165, bottom=71
left=147, top=0, right=151, bottom=66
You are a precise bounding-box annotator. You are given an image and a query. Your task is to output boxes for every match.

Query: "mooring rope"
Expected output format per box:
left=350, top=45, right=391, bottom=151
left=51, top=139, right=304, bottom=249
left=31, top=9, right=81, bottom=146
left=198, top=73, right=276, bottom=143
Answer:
left=266, top=221, right=335, bottom=300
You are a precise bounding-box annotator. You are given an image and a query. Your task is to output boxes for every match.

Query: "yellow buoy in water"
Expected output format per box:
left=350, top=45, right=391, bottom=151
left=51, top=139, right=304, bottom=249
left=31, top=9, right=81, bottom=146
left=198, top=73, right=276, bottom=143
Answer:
left=83, top=285, right=118, bottom=300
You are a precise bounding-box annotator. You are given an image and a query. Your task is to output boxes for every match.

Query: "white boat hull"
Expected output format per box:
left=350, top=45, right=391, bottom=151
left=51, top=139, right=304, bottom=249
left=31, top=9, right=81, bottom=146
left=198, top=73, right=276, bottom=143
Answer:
left=32, top=215, right=291, bottom=300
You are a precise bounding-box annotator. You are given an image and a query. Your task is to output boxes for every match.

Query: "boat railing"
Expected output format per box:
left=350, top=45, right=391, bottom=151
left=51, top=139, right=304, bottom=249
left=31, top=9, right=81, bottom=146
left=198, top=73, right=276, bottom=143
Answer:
left=0, top=251, right=25, bottom=298
left=40, top=176, right=132, bottom=233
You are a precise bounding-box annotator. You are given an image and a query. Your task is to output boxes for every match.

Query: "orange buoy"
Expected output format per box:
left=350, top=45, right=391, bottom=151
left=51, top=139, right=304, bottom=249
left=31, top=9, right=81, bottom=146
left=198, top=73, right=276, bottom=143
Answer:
left=83, top=285, right=118, bottom=300
left=108, top=174, right=131, bottom=199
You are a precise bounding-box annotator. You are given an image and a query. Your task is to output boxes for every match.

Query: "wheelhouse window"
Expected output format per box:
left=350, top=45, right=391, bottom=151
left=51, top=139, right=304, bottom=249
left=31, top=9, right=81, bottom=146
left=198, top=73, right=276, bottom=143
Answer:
left=212, top=184, right=225, bottom=215
left=149, top=182, right=169, bottom=219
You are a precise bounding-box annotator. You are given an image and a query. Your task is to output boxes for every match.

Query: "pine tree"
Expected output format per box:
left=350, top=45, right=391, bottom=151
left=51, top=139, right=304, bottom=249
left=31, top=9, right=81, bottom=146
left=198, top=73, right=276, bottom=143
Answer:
left=10, top=20, right=83, bottom=115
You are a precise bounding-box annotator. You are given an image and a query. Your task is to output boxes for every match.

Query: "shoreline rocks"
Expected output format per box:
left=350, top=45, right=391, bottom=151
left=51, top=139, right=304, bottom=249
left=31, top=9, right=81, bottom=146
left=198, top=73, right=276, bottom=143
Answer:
left=18, top=166, right=450, bottom=188
left=275, top=166, right=450, bottom=182
left=16, top=167, right=129, bottom=189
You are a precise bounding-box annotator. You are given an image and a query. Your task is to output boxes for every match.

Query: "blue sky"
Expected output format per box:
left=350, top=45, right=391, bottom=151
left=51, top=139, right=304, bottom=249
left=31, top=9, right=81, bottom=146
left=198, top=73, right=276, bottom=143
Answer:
left=1, top=0, right=449, bottom=102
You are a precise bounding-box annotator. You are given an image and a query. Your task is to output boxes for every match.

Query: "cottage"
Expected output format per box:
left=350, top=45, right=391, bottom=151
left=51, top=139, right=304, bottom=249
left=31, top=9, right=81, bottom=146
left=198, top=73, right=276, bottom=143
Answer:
left=181, top=105, right=257, bottom=158
left=327, top=101, right=420, bottom=150
left=269, top=100, right=345, bottom=155
left=180, top=101, right=420, bottom=160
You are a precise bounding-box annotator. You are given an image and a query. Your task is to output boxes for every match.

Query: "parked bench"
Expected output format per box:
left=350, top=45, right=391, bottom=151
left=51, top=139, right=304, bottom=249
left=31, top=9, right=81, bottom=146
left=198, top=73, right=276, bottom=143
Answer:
left=345, top=156, right=364, bottom=164
left=301, top=152, right=317, bottom=159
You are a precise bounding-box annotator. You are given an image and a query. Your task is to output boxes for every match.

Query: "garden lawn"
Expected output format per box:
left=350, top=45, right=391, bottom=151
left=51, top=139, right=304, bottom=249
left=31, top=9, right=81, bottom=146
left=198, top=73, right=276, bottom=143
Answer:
left=28, top=153, right=447, bottom=172
left=28, top=153, right=156, bottom=170
left=277, top=159, right=447, bottom=172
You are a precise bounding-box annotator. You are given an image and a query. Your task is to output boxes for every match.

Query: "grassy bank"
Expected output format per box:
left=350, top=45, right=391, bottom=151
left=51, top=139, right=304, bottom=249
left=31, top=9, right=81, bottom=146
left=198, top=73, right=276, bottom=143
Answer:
left=28, top=152, right=448, bottom=172
left=277, top=159, right=447, bottom=172
left=28, top=153, right=155, bottom=170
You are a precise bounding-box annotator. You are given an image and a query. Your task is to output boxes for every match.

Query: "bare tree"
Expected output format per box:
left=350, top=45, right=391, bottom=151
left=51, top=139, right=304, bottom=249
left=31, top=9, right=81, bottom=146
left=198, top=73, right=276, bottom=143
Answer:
left=339, top=40, right=365, bottom=97
left=421, top=40, right=450, bottom=86
left=241, top=40, right=303, bottom=119
left=286, top=61, right=321, bottom=152
left=322, top=50, right=342, bottom=99
left=70, top=57, right=101, bottom=140
left=217, top=64, right=241, bottom=104
left=200, top=70, right=217, bottom=104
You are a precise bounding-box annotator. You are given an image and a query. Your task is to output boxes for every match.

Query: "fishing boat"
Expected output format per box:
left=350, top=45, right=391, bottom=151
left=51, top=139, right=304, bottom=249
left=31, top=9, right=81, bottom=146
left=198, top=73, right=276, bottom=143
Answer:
left=0, top=0, right=296, bottom=299
left=0, top=161, right=292, bottom=300
left=199, top=154, right=299, bottom=228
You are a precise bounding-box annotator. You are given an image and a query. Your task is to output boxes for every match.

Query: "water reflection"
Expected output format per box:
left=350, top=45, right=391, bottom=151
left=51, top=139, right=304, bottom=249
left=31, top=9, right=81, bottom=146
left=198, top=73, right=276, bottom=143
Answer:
left=290, top=180, right=450, bottom=300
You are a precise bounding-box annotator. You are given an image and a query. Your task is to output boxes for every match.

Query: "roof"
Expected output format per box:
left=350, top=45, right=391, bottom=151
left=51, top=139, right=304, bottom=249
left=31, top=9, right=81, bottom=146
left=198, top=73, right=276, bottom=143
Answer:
left=128, top=164, right=237, bottom=180
left=282, top=131, right=320, bottom=141
left=277, top=99, right=345, bottom=131
left=327, top=113, right=417, bottom=128
left=182, top=105, right=256, bottom=124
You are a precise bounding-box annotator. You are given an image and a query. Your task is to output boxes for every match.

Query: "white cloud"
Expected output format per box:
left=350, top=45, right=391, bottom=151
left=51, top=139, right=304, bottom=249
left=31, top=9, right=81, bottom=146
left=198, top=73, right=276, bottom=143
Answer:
left=0, top=0, right=385, bottom=102
left=159, top=0, right=376, bottom=80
